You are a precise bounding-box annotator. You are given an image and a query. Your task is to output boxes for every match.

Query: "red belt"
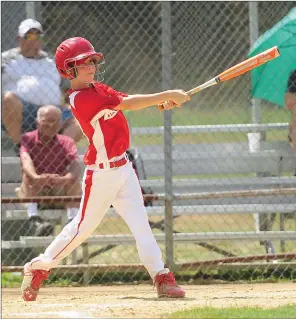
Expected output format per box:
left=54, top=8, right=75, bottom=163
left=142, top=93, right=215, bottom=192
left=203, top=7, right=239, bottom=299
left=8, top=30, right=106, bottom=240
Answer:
left=98, top=157, right=128, bottom=169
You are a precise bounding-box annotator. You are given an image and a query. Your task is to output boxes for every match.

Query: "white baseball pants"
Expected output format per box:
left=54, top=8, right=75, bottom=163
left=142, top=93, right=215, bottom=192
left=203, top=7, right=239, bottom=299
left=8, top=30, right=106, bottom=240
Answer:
left=27, top=162, right=165, bottom=279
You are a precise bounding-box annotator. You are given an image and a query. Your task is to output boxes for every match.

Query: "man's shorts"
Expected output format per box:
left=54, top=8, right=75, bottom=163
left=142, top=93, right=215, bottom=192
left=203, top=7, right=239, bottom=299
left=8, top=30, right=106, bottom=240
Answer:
left=21, top=98, right=73, bottom=133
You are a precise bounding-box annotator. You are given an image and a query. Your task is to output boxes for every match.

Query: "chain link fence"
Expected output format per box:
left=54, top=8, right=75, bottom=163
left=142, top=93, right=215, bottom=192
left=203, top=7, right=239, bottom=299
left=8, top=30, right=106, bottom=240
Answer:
left=2, top=1, right=296, bottom=284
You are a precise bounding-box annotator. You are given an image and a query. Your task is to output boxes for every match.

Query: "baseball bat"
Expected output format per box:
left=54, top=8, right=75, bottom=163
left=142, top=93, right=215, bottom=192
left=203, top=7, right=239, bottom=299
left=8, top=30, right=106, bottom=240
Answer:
left=160, top=46, right=280, bottom=108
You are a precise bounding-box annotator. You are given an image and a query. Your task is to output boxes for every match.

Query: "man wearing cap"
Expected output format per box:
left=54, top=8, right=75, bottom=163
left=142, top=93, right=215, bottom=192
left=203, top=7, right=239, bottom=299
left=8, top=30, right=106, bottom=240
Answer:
left=2, top=19, right=83, bottom=154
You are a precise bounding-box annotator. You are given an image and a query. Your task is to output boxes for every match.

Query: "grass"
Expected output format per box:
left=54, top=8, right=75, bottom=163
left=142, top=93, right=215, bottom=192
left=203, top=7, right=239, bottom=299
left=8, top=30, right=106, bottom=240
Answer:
left=125, top=104, right=290, bottom=128
left=131, top=130, right=289, bottom=146
left=166, top=304, right=296, bottom=318
left=1, top=272, right=22, bottom=288
left=1, top=272, right=83, bottom=288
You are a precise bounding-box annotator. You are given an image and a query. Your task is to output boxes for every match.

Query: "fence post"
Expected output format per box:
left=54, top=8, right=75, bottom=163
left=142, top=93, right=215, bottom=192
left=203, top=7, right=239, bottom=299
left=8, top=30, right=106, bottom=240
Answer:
left=249, top=1, right=261, bottom=237
left=249, top=2, right=276, bottom=254
left=25, top=2, right=36, bottom=19
left=161, top=1, right=175, bottom=270
left=25, top=2, right=42, bottom=23
left=249, top=1, right=261, bottom=127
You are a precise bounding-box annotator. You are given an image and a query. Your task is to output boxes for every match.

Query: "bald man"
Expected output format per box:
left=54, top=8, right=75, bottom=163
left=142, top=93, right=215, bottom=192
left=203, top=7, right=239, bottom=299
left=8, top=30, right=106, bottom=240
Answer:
left=19, top=105, right=82, bottom=236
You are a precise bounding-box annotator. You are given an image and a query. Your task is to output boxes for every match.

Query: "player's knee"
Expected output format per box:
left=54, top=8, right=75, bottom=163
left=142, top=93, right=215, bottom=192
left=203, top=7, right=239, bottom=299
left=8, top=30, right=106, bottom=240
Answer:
left=3, top=91, right=20, bottom=106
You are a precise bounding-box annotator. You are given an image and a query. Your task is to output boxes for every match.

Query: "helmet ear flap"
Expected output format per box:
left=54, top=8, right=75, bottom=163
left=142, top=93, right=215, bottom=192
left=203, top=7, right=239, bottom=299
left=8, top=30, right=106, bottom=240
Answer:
left=57, top=67, right=74, bottom=80
left=58, top=68, right=67, bottom=75
left=65, top=62, right=78, bottom=79
left=59, top=62, right=77, bottom=80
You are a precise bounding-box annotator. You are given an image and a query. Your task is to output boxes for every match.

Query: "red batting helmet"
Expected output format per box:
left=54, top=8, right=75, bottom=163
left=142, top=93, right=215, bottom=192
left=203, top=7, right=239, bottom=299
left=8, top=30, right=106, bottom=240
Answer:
left=55, top=37, right=104, bottom=80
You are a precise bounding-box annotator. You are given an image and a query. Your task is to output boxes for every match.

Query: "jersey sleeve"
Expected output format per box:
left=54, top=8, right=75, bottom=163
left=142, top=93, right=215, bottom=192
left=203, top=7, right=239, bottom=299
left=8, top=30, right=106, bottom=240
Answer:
left=286, top=70, right=296, bottom=93
left=102, top=83, right=129, bottom=98
left=70, top=89, right=124, bottom=123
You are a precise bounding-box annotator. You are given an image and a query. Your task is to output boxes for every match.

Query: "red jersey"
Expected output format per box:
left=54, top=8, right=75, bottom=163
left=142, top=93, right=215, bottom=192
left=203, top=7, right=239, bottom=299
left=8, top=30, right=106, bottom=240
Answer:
left=20, top=130, right=79, bottom=176
left=68, top=82, right=130, bottom=167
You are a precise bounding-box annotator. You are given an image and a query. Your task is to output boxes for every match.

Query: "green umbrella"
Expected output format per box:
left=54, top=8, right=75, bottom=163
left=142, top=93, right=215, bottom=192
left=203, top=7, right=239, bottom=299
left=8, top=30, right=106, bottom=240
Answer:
left=249, top=7, right=296, bottom=107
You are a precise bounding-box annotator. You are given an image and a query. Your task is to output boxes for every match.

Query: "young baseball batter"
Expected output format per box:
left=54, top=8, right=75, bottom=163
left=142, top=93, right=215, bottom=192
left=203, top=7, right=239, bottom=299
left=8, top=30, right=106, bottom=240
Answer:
left=21, top=37, right=190, bottom=301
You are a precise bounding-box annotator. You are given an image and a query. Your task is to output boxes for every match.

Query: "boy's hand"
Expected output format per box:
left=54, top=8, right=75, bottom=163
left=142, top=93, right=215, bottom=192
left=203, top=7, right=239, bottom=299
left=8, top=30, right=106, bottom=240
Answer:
left=158, top=100, right=176, bottom=111
left=168, top=90, right=191, bottom=106
left=158, top=90, right=190, bottom=111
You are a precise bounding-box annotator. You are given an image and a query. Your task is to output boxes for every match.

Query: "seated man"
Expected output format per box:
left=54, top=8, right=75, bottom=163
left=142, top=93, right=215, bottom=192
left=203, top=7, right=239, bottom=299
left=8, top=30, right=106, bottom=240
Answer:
left=18, top=105, right=82, bottom=236
left=2, top=19, right=83, bottom=154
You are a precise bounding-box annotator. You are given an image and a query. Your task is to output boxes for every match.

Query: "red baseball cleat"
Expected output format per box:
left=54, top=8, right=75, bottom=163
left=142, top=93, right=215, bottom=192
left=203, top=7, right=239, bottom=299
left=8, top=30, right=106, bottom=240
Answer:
left=21, top=264, right=50, bottom=301
left=154, top=271, right=185, bottom=298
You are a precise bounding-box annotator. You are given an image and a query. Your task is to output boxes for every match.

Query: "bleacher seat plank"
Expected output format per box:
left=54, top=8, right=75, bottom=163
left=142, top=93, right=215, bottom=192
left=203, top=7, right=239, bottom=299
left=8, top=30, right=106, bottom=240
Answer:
left=6, top=231, right=294, bottom=249
left=2, top=203, right=296, bottom=221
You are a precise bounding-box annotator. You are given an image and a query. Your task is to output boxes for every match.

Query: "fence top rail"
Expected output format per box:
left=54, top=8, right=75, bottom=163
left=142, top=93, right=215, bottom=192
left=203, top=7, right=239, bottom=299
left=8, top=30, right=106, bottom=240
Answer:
left=139, top=177, right=296, bottom=188
left=131, top=123, right=290, bottom=135
left=2, top=188, right=296, bottom=203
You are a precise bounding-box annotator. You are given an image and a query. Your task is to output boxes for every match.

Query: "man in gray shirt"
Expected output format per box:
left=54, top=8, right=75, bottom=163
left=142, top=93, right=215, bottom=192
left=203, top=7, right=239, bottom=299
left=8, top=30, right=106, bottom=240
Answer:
left=2, top=19, right=83, bottom=154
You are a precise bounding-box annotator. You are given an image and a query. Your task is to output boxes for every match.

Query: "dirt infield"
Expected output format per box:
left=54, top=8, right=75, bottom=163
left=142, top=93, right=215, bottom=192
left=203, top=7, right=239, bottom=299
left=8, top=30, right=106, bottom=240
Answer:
left=2, top=283, right=296, bottom=318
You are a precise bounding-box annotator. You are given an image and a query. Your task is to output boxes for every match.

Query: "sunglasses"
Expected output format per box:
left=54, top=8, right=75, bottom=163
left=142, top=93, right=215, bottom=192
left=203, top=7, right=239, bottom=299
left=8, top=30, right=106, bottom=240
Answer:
left=23, top=33, right=44, bottom=40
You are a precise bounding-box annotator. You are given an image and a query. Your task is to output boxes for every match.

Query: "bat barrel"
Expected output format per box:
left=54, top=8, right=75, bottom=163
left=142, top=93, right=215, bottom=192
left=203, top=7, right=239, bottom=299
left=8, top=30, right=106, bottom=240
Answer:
left=218, top=46, right=280, bottom=83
